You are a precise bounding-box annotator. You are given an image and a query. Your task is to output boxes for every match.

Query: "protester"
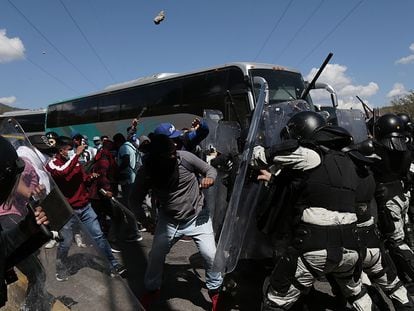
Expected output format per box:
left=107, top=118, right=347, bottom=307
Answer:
left=88, top=139, right=124, bottom=252
left=113, top=132, right=142, bottom=242
left=129, top=134, right=223, bottom=310
left=46, top=136, right=125, bottom=281
left=153, top=118, right=209, bottom=153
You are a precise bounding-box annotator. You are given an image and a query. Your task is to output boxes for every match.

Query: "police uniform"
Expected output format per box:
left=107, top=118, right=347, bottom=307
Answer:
left=254, top=119, right=374, bottom=310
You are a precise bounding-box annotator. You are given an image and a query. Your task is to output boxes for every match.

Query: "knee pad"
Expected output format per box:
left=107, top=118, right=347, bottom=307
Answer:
left=269, top=253, right=299, bottom=294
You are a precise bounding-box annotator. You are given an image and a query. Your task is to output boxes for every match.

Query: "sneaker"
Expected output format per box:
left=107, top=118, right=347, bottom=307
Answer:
left=137, top=222, right=147, bottom=232
left=179, top=236, right=192, bottom=242
left=74, top=234, right=87, bottom=248
left=55, top=270, right=69, bottom=282
left=140, top=289, right=161, bottom=309
left=44, top=239, right=57, bottom=249
left=125, top=234, right=143, bottom=242
left=111, top=246, right=121, bottom=253
left=110, top=264, right=127, bottom=277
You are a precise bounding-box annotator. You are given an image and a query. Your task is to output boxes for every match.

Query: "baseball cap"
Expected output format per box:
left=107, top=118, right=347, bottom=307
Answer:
left=153, top=123, right=182, bottom=138
left=93, top=136, right=101, bottom=141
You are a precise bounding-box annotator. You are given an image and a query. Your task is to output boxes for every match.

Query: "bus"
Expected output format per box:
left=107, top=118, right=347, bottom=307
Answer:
left=45, top=62, right=314, bottom=140
left=0, top=109, right=46, bottom=135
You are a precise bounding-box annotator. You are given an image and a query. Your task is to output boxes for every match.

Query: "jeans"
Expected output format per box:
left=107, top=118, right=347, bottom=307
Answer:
left=56, top=203, right=118, bottom=268
left=145, top=208, right=223, bottom=291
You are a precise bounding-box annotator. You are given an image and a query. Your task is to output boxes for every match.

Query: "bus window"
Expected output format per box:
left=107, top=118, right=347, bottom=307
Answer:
left=99, top=93, right=120, bottom=122
left=71, top=99, right=98, bottom=125
left=250, top=69, right=311, bottom=107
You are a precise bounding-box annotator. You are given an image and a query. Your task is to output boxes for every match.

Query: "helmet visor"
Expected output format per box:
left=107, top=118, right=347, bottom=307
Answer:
left=380, top=136, right=407, bottom=151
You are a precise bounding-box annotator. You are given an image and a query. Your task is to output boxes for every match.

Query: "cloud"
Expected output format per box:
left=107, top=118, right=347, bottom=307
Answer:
left=395, top=42, right=414, bottom=64
left=0, top=29, right=25, bottom=63
left=306, top=64, right=379, bottom=109
left=386, top=83, right=408, bottom=98
left=0, top=96, right=17, bottom=105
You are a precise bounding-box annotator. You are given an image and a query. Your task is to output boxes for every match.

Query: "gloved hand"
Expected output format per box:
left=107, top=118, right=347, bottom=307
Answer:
left=251, top=145, right=268, bottom=167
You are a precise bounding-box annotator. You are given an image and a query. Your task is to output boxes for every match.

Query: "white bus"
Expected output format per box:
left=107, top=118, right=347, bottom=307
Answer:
left=45, top=62, right=314, bottom=139
left=0, top=109, right=46, bottom=135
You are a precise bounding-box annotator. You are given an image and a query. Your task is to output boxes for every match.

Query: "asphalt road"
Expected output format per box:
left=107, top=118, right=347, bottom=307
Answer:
left=119, top=231, right=270, bottom=311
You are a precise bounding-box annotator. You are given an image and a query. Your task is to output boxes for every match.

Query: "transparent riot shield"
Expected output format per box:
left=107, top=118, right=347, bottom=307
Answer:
left=0, top=118, right=142, bottom=310
left=336, top=108, right=369, bottom=143
left=213, top=98, right=313, bottom=273
left=213, top=77, right=269, bottom=273
left=202, top=118, right=241, bottom=237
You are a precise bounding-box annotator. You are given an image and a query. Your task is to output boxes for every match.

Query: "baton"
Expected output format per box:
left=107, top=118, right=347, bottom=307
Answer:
left=99, top=189, right=136, bottom=220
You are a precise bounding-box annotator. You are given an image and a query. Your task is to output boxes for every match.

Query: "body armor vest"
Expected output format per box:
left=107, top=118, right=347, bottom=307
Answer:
left=296, top=149, right=358, bottom=214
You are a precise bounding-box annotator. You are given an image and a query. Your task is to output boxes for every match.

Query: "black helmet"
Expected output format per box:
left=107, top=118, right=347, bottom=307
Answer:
left=0, top=136, right=25, bottom=204
left=45, top=131, right=59, bottom=147
left=312, top=125, right=354, bottom=150
left=282, top=111, right=326, bottom=141
left=374, top=113, right=407, bottom=151
left=397, top=113, right=413, bottom=135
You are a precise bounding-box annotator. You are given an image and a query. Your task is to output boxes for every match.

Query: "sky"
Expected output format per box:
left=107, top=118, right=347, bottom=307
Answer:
left=0, top=0, right=413, bottom=111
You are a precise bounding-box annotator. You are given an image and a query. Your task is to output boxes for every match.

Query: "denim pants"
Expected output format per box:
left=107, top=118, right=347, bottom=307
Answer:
left=56, top=203, right=118, bottom=268
left=145, top=209, right=223, bottom=291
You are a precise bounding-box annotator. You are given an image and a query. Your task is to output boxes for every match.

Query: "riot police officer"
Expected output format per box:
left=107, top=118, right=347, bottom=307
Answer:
left=372, top=113, right=414, bottom=284
left=0, top=135, right=49, bottom=307
left=252, top=111, right=374, bottom=310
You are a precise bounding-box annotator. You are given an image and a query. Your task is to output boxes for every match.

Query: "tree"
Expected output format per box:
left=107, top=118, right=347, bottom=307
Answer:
left=387, top=90, right=414, bottom=117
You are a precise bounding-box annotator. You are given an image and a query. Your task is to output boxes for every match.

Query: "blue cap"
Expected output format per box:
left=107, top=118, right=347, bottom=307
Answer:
left=154, top=123, right=182, bottom=138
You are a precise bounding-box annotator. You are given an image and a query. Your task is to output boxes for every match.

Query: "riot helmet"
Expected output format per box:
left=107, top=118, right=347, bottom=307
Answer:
left=0, top=136, right=25, bottom=204
left=45, top=131, right=58, bottom=147
left=374, top=113, right=407, bottom=151
left=397, top=113, right=414, bottom=136
left=312, top=125, right=354, bottom=150
left=282, top=111, right=326, bottom=141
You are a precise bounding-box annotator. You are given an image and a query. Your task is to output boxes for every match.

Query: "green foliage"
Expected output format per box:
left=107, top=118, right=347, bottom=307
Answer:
left=384, top=90, right=414, bottom=117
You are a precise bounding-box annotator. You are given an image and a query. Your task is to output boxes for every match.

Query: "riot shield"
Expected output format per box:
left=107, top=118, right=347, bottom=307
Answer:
left=336, top=108, right=369, bottom=143
left=0, top=118, right=142, bottom=310
left=213, top=77, right=269, bottom=273
left=213, top=98, right=313, bottom=273
left=202, top=117, right=241, bottom=237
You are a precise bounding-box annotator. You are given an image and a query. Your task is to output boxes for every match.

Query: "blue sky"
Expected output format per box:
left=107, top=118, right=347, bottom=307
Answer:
left=0, top=0, right=413, bottom=110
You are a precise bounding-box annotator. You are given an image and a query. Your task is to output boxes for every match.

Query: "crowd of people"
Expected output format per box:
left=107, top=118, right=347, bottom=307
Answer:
left=4, top=108, right=414, bottom=311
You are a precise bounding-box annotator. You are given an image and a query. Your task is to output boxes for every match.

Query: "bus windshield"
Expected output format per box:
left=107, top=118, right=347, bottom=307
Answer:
left=250, top=69, right=313, bottom=107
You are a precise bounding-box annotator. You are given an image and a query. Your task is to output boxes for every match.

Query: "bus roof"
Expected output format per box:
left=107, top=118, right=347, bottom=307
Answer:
left=0, top=109, right=46, bottom=117
left=48, top=62, right=300, bottom=107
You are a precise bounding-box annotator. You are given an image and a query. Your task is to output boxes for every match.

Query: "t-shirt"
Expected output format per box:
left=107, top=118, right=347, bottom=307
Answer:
left=118, top=141, right=137, bottom=184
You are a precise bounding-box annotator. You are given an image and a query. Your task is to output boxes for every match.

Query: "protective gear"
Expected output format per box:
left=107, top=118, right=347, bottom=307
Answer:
left=397, top=113, right=413, bottom=134
left=251, top=145, right=268, bottom=167
left=336, top=108, right=370, bottom=144
left=45, top=131, right=58, bottom=147
left=374, top=114, right=407, bottom=151
left=0, top=135, right=25, bottom=205
left=295, top=150, right=358, bottom=214
left=312, top=125, right=354, bottom=150
left=283, top=111, right=326, bottom=141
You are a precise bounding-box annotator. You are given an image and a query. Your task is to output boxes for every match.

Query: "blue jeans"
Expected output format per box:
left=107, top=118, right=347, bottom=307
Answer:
left=56, top=203, right=118, bottom=268
left=145, top=208, right=223, bottom=291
